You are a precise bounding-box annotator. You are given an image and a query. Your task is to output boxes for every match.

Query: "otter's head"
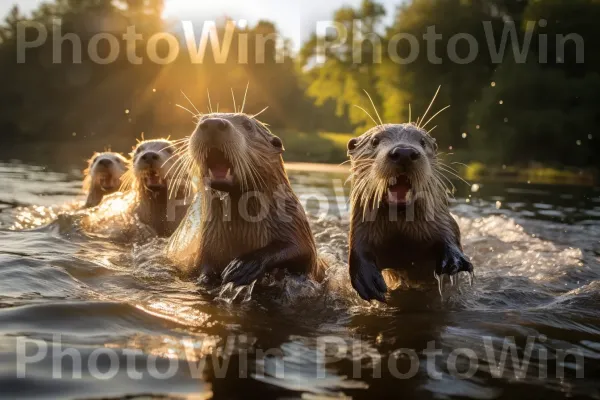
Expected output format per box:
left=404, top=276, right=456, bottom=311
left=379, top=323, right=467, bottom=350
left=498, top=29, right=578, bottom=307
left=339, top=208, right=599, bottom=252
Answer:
left=131, top=139, right=177, bottom=191
left=348, top=123, right=441, bottom=215
left=84, top=152, right=128, bottom=196
left=189, top=113, right=285, bottom=193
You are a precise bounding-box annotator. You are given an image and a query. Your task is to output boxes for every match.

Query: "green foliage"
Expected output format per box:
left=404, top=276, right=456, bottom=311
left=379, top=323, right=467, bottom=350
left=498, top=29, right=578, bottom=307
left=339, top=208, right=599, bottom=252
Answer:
left=468, top=0, right=600, bottom=168
left=0, top=0, right=598, bottom=169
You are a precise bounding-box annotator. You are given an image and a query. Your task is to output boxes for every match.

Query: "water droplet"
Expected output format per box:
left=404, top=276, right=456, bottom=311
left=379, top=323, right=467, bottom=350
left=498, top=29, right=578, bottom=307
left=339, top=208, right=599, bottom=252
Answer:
left=449, top=146, right=453, bottom=150
left=72, top=132, right=77, bottom=136
left=476, top=125, right=480, bottom=130
left=491, top=82, right=496, bottom=87
left=462, top=132, right=467, bottom=138
left=125, top=109, right=130, bottom=114
left=496, top=201, right=502, bottom=209
left=499, top=100, right=504, bottom=105
left=576, top=140, right=582, bottom=146
left=152, top=88, right=157, bottom=93
left=589, top=134, right=593, bottom=139
left=434, top=272, right=443, bottom=298
left=504, top=117, right=509, bottom=123
left=466, top=198, right=471, bottom=203
left=471, top=183, right=480, bottom=193
left=502, top=164, right=506, bottom=169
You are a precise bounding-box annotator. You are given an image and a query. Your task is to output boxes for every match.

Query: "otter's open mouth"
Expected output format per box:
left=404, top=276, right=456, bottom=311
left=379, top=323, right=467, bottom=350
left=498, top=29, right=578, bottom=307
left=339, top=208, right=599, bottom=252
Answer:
left=205, top=148, right=235, bottom=192
left=143, top=170, right=167, bottom=189
left=96, top=174, right=120, bottom=192
left=386, top=175, right=413, bottom=206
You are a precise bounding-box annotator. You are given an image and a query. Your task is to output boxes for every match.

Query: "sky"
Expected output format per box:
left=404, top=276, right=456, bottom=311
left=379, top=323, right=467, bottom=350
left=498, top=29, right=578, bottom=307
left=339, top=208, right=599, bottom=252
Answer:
left=0, top=0, right=401, bottom=47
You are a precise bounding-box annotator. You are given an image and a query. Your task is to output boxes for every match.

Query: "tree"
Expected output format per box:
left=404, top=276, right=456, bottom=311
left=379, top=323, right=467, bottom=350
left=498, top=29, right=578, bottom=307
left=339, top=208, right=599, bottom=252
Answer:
left=300, top=0, right=387, bottom=131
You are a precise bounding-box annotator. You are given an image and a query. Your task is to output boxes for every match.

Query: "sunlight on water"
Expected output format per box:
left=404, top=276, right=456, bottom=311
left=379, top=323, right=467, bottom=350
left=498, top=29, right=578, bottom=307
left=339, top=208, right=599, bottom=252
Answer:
left=0, top=163, right=599, bottom=399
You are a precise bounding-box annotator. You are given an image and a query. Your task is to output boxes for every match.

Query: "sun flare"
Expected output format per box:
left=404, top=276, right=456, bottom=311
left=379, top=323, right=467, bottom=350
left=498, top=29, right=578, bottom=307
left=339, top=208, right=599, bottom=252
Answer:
left=162, top=0, right=237, bottom=19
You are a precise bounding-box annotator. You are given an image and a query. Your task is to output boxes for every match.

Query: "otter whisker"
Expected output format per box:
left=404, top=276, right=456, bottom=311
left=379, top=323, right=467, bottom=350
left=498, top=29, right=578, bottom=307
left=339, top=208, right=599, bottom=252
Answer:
left=353, top=105, right=378, bottom=127
left=170, top=156, right=194, bottom=200
left=241, top=82, right=249, bottom=114
left=438, top=162, right=461, bottom=173
left=181, top=90, right=200, bottom=115
left=166, top=157, right=187, bottom=198
left=408, top=104, right=412, bottom=124
left=176, top=104, right=197, bottom=117
left=437, top=167, right=470, bottom=187
left=428, top=125, right=438, bottom=134
left=207, top=89, right=214, bottom=114
left=169, top=137, right=191, bottom=145
left=420, top=105, right=450, bottom=131
left=417, top=85, right=441, bottom=129
left=250, top=106, right=269, bottom=120
left=433, top=170, right=456, bottom=195
left=163, top=144, right=189, bottom=165
left=363, top=89, right=384, bottom=126
left=231, top=88, right=238, bottom=113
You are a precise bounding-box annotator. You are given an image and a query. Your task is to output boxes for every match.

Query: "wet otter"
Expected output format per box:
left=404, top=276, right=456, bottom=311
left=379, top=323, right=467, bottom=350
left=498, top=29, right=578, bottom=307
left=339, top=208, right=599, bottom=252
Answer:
left=167, top=113, right=324, bottom=285
left=83, top=152, right=128, bottom=208
left=347, top=123, right=473, bottom=302
left=129, top=139, right=190, bottom=236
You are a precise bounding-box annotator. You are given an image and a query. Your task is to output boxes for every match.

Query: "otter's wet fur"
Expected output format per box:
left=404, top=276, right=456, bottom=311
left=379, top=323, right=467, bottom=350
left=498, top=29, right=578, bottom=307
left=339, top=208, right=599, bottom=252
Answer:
left=83, top=152, right=128, bottom=208
left=347, top=123, right=473, bottom=302
left=166, top=112, right=325, bottom=285
left=123, top=139, right=190, bottom=237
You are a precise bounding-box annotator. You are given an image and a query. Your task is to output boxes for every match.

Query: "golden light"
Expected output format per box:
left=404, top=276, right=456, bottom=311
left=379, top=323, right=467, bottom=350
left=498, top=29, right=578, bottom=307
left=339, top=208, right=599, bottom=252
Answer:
left=163, top=0, right=208, bottom=19
left=162, top=0, right=246, bottom=20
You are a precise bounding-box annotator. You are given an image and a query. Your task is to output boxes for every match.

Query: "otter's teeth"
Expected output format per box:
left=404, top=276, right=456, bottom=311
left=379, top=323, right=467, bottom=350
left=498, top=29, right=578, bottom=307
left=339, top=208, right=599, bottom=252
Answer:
left=225, top=168, right=232, bottom=180
left=209, top=169, right=214, bottom=179
left=405, top=190, right=413, bottom=203
left=390, top=176, right=397, bottom=186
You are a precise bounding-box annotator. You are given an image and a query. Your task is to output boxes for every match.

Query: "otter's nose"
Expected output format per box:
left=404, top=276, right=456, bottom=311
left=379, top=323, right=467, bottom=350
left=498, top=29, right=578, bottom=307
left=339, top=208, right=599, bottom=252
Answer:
left=388, top=147, right=420, bottom=164
left=98, top=159, right=113, bottom=167
left=199, top=118, right=227, bottom=134
left=141, top=152, right=160, bottom=162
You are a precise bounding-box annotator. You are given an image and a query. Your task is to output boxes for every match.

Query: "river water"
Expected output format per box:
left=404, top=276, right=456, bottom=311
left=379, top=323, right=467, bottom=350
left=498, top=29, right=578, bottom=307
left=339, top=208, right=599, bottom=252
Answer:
left=0, top=161, right=599, bottom=399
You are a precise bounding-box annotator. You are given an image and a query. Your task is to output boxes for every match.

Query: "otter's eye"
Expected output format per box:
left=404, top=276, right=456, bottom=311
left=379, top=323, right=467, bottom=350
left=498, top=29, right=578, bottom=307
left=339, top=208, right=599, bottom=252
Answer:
left=371, top=137, right=380, bottom=147
left=242, top=120, right=253, bottom=131
left=348, top=138, right=358, bottom=151
left=420, top=138, right=427, bottom=147
left=271, top=136, right=283, bottom=149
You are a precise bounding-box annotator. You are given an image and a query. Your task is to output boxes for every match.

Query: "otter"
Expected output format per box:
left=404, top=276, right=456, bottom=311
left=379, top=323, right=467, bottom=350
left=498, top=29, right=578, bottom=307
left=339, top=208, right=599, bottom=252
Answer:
left=167, top=113, right=324, bottom=285
left=129, top=139, right=190, bottom=237
left=83, top=152, right=128, bottom=208
left=347, top=123, right=473, bottom=302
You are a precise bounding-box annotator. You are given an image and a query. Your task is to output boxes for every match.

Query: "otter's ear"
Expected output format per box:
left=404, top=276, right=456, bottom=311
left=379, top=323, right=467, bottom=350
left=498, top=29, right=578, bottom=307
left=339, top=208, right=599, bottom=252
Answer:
left=271, top=136, right=285, bottom=153
left=347, top=138, right=359, bottom=153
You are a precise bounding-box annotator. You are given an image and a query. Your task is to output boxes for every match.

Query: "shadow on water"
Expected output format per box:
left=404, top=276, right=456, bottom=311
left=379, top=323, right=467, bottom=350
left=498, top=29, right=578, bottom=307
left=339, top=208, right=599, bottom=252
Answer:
left=0, top=161, right=600, bottom=399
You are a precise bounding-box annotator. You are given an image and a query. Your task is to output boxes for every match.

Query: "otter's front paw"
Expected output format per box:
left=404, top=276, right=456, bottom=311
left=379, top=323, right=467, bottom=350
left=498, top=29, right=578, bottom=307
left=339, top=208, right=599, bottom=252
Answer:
left=221, top=257, right=266, bottom=286
left=437, top=244, right=473, bottom=277
left=350, top=258, right=387, bottom=303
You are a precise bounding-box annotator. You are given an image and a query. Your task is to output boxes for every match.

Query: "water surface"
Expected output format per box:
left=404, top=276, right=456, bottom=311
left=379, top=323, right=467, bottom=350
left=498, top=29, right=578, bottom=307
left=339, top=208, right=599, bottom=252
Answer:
left=1, top=161, right=599, bottom=399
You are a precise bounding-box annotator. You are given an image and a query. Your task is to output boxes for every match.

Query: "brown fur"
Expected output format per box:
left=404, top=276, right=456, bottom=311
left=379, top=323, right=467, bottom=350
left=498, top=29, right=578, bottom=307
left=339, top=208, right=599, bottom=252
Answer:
left=170, top=113, right=324, bottom=284
left=82, top=152, right=128, bottom=208
left=347, top=123, right=472, bottom=302
left=125, top=139, right=190, bottom=236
